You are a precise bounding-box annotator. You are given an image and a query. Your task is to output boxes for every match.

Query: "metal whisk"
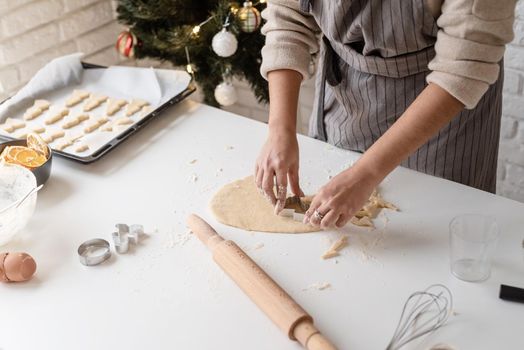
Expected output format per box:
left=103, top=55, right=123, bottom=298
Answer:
left=386, top=284, right=453, bottom=350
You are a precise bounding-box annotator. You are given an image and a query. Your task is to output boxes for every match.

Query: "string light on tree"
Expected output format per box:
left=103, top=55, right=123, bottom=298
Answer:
left=116, top=0, right=269, bottom=106
left=237, top=1, right=261, bottom=33
left=191, top=25, right=201, bottom=37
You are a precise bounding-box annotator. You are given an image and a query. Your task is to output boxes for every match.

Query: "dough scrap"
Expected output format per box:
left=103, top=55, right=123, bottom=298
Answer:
left=210, top=176, right=320, bottom=233
left=322, top=236, right=348, bottom=259
left=351, top=191, right=398, bottom=228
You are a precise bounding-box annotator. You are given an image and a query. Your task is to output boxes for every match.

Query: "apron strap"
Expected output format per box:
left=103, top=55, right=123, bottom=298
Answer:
left=316, top=36, right=343, bottom=141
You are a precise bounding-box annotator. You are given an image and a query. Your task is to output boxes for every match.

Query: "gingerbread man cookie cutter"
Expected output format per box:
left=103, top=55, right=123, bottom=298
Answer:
left=112, top=223, right=143, bottom=254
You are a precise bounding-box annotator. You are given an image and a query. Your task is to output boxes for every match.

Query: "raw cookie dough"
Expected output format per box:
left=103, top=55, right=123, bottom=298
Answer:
left=62, top=114, right=89, bottom=129
left=106, top=98, right=127, bottom=116
left=210, top=176, right=320, bottom=233
left=83, top=94, right=108, bottom=112
left=125, top=99, right=149, bottom=116
left=23, top=99, right=51, bottom=120
left=45, top=108, right=69, bottom=125
left=84, top=116, right=109, bottom=133
left=66, top=90, right=90, bottom=107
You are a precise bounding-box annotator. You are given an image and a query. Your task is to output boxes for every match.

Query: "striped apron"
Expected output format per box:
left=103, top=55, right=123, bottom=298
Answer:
left=300, top=0, right=503, bottom=193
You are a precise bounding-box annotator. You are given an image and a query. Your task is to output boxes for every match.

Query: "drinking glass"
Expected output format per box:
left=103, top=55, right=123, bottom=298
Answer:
left=449, top=214, right=499, bottom=282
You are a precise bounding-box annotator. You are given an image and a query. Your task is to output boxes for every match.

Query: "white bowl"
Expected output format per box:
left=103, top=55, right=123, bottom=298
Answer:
left=0, top=163, right=38, bottom=246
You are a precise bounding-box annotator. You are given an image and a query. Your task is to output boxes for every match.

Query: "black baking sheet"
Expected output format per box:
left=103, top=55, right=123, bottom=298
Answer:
left=0, top=62, right=196, bottom=164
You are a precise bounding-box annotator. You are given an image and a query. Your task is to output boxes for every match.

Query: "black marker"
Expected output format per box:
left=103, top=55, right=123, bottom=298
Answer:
left=499, top=284, right=524, bottom=304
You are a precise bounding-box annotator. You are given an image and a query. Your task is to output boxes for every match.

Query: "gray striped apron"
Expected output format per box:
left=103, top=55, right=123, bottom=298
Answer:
left=300, top=0, right=503, bottom=193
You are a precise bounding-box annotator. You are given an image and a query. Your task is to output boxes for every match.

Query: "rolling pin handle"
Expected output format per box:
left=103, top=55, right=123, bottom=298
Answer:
left=293, top=319, right=337, bottom=350
left=187, top=214, right=224, bottom=249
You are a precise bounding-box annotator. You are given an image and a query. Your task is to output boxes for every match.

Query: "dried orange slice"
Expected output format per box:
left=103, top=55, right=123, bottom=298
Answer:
left=13, top=148, right=47, bottom=168
left=2, top=146, right=27, bottom=162
left=26, top=132, right=49, bottom=158
left=0, top=146, right=11, bottom=162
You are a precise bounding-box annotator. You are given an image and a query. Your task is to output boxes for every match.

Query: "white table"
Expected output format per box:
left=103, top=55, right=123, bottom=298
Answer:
left=1, top=100, right=523, bottom=350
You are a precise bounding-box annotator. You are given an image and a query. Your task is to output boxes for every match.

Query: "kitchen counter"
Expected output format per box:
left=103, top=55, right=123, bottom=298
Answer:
left=1, top=100, right=523, bottom=349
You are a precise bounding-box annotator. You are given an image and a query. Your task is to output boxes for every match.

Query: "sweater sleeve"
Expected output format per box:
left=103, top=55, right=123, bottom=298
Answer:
left=260, top=0, right=321, bottom=81
left=426, top=0, right=517, bottom=109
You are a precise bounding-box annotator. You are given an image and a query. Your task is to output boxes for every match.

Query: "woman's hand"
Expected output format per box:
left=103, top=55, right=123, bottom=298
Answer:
left=304, top=166, right=378, bottom=229
left=255, top=127, right=303, bottom=214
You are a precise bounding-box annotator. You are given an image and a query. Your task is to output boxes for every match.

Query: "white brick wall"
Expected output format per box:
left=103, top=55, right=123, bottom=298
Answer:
left=498, top=1, right=524, bottom=202
left=0, top=0, right=125, bottom=100
left=0, top=0, right=523, bottom=202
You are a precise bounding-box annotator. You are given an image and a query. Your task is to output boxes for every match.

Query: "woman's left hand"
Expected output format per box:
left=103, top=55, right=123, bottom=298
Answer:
left=304, top=167, right=378, bottom=229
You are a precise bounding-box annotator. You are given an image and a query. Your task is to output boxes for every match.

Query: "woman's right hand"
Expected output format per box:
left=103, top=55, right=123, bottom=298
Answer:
left=255, top=127, right=303, bottom=214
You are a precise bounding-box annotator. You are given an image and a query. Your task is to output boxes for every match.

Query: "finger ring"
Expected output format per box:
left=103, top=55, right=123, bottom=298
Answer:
left=314, top=210, right=324, bottom=221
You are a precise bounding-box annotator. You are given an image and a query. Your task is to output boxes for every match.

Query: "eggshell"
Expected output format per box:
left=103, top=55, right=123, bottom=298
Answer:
left=0, top=252, right=8, bottom=282
left=3, top=252, right=37, bottom=282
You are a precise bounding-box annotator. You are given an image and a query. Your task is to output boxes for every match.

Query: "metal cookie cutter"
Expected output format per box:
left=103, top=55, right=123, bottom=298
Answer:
left=78, top=239, right=111, bottom=266
left=112, top=224, right=143, bottom=254
left=279, top=196, right=311, bottom=222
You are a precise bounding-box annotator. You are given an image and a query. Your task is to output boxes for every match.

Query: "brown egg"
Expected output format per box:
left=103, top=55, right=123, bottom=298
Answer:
left=1, top=252, right=37, bottom=282
left=0, top=252, right=8, bottom=282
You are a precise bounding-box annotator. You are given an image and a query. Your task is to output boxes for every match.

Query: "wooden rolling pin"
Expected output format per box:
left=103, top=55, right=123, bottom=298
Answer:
left=187, top=214, right=337, bottom=350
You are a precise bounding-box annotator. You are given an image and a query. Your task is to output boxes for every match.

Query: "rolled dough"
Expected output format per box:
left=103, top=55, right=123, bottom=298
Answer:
left=210, top=176, right=320, bottom=233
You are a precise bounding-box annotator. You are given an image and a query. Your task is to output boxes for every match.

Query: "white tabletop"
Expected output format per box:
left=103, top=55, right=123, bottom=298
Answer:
left=1, top=100, right=523, bottom=350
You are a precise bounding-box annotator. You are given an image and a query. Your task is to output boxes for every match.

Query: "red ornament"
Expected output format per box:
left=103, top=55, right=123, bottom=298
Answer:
left=116, top=30, right=138, bottom=58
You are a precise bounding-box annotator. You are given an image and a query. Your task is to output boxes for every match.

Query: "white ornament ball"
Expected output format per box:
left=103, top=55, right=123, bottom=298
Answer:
left=212, top=28, right=238, bottom=57
left=214, top=82, right=238, bottom=106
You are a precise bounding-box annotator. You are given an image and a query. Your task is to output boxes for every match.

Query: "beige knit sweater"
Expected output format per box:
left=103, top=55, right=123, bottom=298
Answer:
left=260, top=0, right=517, bottom=109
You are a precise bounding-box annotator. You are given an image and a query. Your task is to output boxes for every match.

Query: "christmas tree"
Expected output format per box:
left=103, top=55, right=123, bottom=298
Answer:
left=116, top=0, right=269, bottom=107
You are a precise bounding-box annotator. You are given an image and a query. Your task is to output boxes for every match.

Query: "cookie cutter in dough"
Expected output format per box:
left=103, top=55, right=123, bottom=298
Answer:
left=78, top=239, right=111, bottom=266
left=112, top=224, right=143, bottom=254
left=280, top=196, right=311, bottom=222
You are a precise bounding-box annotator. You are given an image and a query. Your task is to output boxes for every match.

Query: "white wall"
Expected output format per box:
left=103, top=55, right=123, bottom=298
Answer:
left=498, top=1, right=524, bottom=202
left=0, top=0, right=523, bottom=202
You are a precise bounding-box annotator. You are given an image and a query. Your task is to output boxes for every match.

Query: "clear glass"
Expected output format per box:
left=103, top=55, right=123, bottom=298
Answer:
left=449, top=214, right=499, bottom=282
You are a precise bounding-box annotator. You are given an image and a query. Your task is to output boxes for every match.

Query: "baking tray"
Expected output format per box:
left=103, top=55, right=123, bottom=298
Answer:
left=0, top=62, right=196, bottom=164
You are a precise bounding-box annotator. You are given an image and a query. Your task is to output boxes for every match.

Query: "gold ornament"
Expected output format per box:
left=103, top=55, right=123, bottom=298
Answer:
left=237, top=1, right=261, bottom=33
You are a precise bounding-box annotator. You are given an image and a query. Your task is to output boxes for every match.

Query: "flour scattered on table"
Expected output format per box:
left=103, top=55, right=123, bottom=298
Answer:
left=163, top=229, right=193, bottom=248
left=303, top=282, right=332, bottom=291
left=189, top=173, right=198, bottom=182
left=189, top=159, right=198, bottom=164
left=225, top=145, right=234, bottom=150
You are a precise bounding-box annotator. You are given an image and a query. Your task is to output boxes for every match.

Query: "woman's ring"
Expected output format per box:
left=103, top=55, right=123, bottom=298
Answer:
left=314, top=209, right=324, bottom=221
